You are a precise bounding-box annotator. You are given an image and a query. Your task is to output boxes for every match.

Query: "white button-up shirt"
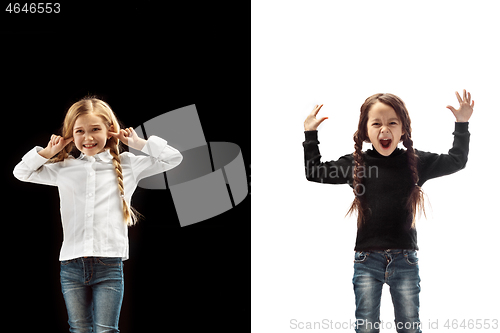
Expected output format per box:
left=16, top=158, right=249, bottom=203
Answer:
left=13, top=136, right=183, bottom=261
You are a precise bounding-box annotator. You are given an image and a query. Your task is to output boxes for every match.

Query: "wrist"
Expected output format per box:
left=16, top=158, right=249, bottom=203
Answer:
left=129, top=138, right=147, bottom=151
left=455, top=115, right=471, bottom=123
left=38, top=148, right=53, bottom=159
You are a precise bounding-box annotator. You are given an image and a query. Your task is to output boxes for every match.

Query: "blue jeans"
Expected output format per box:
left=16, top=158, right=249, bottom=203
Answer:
left=353, top=249, right=421, bottom=333
left=60, top=257, right=124, bottom=333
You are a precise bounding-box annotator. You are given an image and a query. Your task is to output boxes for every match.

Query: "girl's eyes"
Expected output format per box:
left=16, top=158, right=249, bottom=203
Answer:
left=74, top=128, right=101, bottom=134
left=372, top=122, right=398, bottom=126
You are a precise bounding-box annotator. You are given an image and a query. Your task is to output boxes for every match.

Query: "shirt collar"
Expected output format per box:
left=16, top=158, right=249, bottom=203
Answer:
left=77, top=149, right=114, bottom=163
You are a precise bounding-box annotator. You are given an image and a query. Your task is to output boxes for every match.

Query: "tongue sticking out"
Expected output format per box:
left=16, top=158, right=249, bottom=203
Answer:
left=380, top=139, right=392, bottom=148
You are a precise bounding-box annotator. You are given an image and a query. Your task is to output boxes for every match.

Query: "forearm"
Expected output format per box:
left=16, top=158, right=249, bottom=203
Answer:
left=38, top=147, right=55, bottom=159
left=417, top=122, right=470, bottom=184
left=303, top=130, right=353, bottom=184
left=128, top=137, right=147, bottom=151
left=13, top=146, right=57, bottom=185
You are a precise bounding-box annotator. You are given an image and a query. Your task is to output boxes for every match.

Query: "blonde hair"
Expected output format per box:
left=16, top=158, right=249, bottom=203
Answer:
left=51, top=96, right=140, bottom=226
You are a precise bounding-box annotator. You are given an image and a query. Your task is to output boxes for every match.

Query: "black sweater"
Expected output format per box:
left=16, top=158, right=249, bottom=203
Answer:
left=303, top=122, right=470, bottom=251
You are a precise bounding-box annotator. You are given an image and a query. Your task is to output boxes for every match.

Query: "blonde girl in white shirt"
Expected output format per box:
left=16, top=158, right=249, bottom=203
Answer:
left=13, top=97, right=183, bottom=333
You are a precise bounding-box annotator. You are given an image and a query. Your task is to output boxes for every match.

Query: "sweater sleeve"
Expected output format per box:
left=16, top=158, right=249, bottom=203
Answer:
left=416, top=122, right=470, bottom=186
left=303, top=130, right=354, bottom=185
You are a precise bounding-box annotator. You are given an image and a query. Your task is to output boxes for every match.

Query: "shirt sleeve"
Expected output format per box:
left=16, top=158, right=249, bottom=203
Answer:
left=416, top=122, right=470, bottom=185
left=303, top=130, right=354, bottom=185
left=124, top=135, right=183, bottom=182
left=12, top=146, right=59, bottom=186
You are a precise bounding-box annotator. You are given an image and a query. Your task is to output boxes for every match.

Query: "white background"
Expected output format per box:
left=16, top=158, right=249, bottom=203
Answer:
left=252, top=1, right=500, bottom=332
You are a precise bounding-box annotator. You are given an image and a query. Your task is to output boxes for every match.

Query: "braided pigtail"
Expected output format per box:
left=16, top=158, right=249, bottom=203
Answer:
left=348, top=93, right=425, bottom=229
left=346, top=131, right=367, bottom=228
left=108, top=138, right=140, bottom=226
left=54, top=96, right=142, bottom=225
left=403, top=136, right=425, bottom=228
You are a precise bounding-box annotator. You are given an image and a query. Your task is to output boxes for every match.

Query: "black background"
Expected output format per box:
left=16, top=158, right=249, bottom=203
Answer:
left=2, top=1, right=250, bottom=331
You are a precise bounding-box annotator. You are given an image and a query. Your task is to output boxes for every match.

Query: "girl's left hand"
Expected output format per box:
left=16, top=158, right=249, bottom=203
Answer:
left=446, top=89, right=474, bottom=122
left=109, top=127, right=147, bottom=150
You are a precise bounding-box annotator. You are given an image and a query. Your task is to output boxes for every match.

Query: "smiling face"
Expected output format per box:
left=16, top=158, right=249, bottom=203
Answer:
left=73, top=113, right=111, bottom=156
left=366, top=101, right=405, bottom=156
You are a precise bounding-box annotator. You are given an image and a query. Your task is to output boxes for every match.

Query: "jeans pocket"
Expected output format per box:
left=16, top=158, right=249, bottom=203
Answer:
left=404, top=250, right=419, bottom=266
left=354, top=251, right=369, bottom=264
left=96, top=257, right=122, bottom=266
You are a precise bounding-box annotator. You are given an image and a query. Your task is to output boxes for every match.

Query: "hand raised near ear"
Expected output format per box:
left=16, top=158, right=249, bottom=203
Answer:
left=38, top=135, right=74, bottom=159
left=109, top=127, right=146, bottom=150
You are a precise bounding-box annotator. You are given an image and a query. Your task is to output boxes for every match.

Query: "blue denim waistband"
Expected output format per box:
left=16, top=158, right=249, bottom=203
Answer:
left=364, top=249, right=411, bottom=254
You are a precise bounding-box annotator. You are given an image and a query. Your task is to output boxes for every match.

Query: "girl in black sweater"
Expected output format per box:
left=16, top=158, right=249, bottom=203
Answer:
left=303, top=90, right=473, bottom=333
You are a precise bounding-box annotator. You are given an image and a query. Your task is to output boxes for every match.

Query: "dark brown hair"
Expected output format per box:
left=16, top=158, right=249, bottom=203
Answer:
left=347, top=93, right=424, bottom=228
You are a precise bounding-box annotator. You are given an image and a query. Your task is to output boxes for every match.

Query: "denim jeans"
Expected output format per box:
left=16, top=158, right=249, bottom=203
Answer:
left=352, top=249, right=421, bottom=333
left=60, top=257, right=124, bottom=333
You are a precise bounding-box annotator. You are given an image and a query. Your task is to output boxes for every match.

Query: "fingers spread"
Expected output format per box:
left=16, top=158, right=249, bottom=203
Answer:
left=318, top=117, right=328, bottom=125
left=446, top=105, right=457, bottom=114
left=312, top=104, right=324, bottom=116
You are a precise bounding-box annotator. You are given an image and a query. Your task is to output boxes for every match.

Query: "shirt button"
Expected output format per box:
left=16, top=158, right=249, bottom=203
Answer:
left=87, top=213, right=92, bottom=218
left=89, top=172, right=94, bottom=176
left=88, top=193, right=93, bottom=197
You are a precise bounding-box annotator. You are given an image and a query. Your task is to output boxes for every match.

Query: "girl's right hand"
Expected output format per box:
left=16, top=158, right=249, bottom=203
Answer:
left=304, top=104, right=328, bottom=131
left=38, top=135, right=74, bottom=159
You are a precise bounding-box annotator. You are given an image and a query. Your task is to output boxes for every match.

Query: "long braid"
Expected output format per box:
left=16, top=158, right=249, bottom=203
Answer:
left=403, top=136, right=425, bottom=228
left=51, top=96, right=141, bottom=225
left=108, top=139, right=135, bottom=226
left=347, top=93, right=426, bottom=230
left=347, top=131, right=366, bottom=228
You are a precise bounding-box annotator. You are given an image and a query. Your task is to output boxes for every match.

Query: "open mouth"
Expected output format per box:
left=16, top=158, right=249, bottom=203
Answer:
left=83, top=143, right=98, bottom=149
left=379, top=138, right=392, bottom=149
